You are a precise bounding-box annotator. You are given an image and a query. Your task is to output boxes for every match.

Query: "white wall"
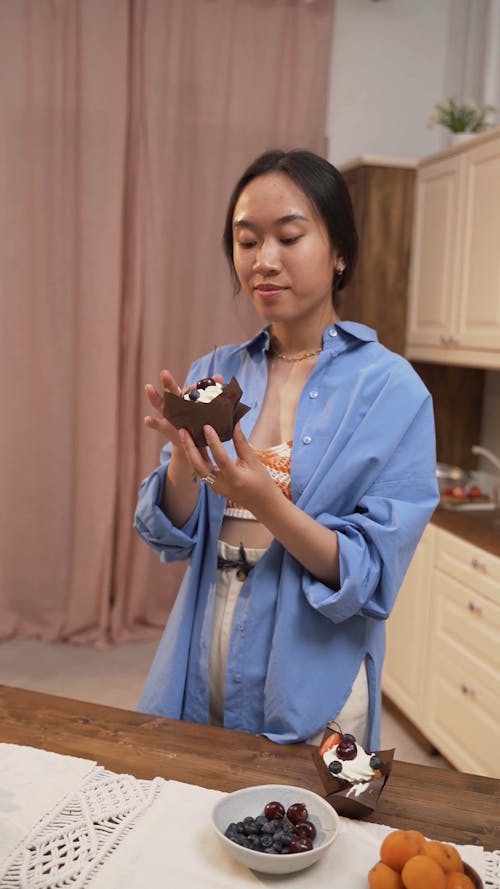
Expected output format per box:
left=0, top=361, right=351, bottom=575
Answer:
left=326, top=0, right=498, bottom=166
left=326, top=0, right=451, bottom=165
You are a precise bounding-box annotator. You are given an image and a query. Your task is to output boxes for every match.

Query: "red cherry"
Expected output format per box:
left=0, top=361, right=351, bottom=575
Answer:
left=196, top=377, right=216, bottom=390
left=294, top=820, right=316, bottom=840
left=289, top=836, right=313, bottom=854
left=469, top=485, right=482, bottom=498
left=336, top=738, right=358, bottom=760
left=286, top=802, right=309, bottom=825
left=264, top=800, right=285, bottom=820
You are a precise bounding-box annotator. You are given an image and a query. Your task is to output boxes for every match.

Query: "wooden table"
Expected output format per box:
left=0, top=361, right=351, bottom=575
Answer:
left=1, top=685, right=499, bottom=852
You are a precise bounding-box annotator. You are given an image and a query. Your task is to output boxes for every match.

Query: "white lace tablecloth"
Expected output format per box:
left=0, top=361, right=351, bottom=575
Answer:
left=0, top=743, right=498, bottom=888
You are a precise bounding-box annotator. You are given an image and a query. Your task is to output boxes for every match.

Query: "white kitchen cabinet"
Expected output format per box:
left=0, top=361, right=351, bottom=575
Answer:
left=406, top=128, right=500, bottom=370
left=425, top=528, right=500, bottom=778
left=383, top=524, right=435, bottom=722
left=382, top=523, right=500, bottom=778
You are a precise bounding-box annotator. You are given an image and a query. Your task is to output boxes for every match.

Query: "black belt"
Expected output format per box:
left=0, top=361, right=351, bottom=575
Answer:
left=217, top=543, right=252, bottom=581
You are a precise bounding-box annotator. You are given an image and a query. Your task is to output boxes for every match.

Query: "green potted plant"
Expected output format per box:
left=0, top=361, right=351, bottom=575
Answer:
left=428, top=97, right=497, bottom=145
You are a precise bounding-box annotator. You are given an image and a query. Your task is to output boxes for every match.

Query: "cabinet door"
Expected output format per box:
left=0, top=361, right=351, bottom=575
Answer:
left=406, top=157, right=461, bottom=347
left=382, top=525, right=434, bottom=720
left=456, top=138, right=500, bottom=350
left=425, top=567, right=500, bottom=777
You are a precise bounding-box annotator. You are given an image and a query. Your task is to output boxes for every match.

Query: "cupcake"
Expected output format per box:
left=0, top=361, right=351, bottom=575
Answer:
left=311, top=721, right=394, bottom=819
left=163, top=376, right=250, bottom=448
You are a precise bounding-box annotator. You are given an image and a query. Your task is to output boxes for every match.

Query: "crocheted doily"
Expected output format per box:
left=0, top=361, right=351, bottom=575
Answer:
left=0, top=767, right=161, bottom=888
left=1, top=764, right=498, bottom=888
left=485, top=850, right=500, bottom=888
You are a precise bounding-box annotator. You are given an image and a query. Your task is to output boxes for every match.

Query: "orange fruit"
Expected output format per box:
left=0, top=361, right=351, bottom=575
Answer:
left=368, top=860, right=404, bottom=889
left=444, top=874, right=475, bottom=889
left=380, top=830, right=427, bottom=872
left=424, top=840, right=464, bottom=874
left=401, top=854, right=446, bottom=889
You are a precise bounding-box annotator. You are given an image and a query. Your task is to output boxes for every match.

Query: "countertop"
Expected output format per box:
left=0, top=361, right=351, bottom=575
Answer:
left=1, top=685, right=500, bottom=851
left=432, top=506, right=500, bottom=558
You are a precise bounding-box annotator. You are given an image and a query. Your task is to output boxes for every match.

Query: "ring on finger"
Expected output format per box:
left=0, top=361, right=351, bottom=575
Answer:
left=201, top=466, right=219, bottom=486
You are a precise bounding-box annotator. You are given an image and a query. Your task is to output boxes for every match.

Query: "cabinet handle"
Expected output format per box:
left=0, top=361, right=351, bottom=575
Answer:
left=460, top=683, right=476, bottom=698
left=468, top=601, right=483, bottom=615
left=471, top=558, right=487, bottom=573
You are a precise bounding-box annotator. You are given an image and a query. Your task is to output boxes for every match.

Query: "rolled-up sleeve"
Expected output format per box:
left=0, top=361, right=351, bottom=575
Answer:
left=301, top=394, right=439, bottom=623
left=133, top=444, right=201, bottom=562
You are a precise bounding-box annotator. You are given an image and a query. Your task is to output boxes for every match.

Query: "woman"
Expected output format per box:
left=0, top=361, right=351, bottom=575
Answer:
left=134, top=149, right=438, bottom=748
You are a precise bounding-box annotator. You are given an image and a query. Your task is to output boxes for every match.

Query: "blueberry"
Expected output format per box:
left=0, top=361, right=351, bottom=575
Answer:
left=370, top=754, right=384, bottom=770
left=329, top=760, right=343, bottom=774
left=260, top=835, right=273, bottom=849
left=188, top=389, right=200, bottom=400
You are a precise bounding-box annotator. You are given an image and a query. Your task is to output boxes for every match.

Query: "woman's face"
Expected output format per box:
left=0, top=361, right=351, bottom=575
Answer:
left=232, top=172, right=342, bottom=329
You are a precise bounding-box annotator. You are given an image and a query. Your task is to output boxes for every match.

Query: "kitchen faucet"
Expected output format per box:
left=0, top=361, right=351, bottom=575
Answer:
left=472, top=445, right=500, bottom=473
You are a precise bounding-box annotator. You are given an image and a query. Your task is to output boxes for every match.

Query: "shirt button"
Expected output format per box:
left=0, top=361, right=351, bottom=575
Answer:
left=328, top=328, right=337, bottom=337
left=309, top=390, right=318, bottom=399
left=303, top=435, right=312, bottom=445
left=235, top=673, right=242, bottom=683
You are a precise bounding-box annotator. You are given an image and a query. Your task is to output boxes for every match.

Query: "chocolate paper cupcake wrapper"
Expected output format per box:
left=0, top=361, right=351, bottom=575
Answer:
left=163, top=376, right=250, bottom=448
left=311, top=745, right=395, bottom=820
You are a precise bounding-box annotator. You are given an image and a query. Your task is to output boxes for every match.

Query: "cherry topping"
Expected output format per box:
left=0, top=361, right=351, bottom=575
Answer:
left=196, top=377, right=216, bottom=390
left=294, top=820, right=316, bottom=840
left=336, top=738, right=358, bottom=761
left=286, top=802, right=309, bottom=825
left=289, top=836, right=313, bottom=854
left=264, top=800, right=285, bottom=820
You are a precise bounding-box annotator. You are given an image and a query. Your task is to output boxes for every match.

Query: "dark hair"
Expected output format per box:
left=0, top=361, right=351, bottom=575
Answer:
left=222, top=149, right=358, bottom=309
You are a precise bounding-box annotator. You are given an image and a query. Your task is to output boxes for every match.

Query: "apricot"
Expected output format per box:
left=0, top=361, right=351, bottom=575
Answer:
left=424, top=840, right=464, bottom=874
left=380, top=830, right=427, bottom=872
left=401, top=854, right=446, bottom=889
left=368, top=860, right=404, bottom=889
left=444, top=874, right=475, bottom=889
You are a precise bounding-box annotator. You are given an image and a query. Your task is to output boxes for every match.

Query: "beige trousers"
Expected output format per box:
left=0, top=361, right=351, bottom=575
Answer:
left=209, top=540, right=369, bottom=747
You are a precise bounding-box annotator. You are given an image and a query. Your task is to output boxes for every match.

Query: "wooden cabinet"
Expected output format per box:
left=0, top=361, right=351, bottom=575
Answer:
left=339, top=159, right=416, bottom=356
left=383, top=524, right=435, bottom=722
left=338, top=154, right=484, bottom=472
left=383, top=523, right=500, bottom=778
left=406, top=128, right=500, bottom=369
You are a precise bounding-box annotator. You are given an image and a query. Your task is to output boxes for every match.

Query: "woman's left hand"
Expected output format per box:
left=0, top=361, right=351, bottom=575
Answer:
left=178, top=422, right=275, bottom=514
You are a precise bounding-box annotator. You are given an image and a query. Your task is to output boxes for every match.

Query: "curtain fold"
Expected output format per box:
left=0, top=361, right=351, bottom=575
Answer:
left=0, top=0, right=335, bottom=646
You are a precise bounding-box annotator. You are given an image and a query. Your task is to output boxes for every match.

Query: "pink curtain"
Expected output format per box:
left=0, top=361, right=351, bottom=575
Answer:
left=0, top=0, right=335, bottom=646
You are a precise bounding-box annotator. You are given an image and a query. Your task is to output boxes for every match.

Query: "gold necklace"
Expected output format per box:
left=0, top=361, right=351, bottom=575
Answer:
left=269, top=338, right=322, bottom=362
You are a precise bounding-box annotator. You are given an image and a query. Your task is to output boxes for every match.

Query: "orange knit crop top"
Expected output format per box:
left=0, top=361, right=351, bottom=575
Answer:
left=224, top=441, right=292, bottom=521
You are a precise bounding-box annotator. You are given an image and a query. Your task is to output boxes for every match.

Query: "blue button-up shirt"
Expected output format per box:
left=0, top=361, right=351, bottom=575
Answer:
left=134, top=322, right=439, bottom=747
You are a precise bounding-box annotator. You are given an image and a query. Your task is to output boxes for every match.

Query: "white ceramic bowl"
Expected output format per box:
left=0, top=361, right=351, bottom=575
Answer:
left=211, top=783, right=339, bottom=875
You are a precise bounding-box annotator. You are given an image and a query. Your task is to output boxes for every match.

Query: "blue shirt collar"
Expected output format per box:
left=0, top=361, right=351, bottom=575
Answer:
left=242, top=321, right=378, bottom=357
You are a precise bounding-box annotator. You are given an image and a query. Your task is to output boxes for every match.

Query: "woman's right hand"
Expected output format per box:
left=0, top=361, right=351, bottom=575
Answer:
left=144, top=369, right=186, bottom=448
